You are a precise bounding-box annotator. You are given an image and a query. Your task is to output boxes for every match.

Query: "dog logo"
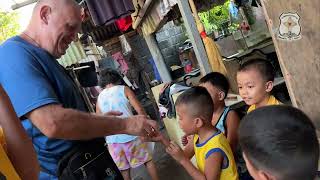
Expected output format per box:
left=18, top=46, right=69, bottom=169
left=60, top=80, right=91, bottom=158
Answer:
left=278, top=12, right=301, bottom=41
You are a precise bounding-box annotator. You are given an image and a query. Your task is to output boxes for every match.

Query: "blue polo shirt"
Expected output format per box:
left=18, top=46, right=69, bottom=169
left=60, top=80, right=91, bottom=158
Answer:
left=0, top=36, right=88, bottom=179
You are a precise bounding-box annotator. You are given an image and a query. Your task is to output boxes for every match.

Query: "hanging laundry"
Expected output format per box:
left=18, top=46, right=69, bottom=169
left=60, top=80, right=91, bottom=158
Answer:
left=85, top=0, right=134, bottom=26
left=112, top=52, right=129, bottom=75
left=229, top=0, right=239, bottom=20
left=115, top=16, right=133, bottom=32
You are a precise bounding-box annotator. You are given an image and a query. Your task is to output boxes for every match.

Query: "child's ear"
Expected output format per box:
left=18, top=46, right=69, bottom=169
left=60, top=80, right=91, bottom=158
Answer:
left=218, top=91, right=226, bottom=101
left=243, top=153, right=276, bottom=180
left=194, top=117, right=204, bottom=128
left=265, top=81, right=274, bottom=92
left=257, top=170, right=277, bottom=180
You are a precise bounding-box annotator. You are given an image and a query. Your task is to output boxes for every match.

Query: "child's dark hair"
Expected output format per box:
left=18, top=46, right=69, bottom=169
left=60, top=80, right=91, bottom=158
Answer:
left=175, top=86, right=213, bottom=123
left=239, top=105, right=319, bottom=180
left=98, top=69, right=124, bottom=88
left=199, top=72, right=230, bottom=99
left=238, top=59, right=275, bottom=82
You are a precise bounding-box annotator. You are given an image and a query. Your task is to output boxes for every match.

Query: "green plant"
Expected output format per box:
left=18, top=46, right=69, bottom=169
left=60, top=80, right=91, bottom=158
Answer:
left=199, top=1, right=239, bottom=35
left=0, top=11, right=20, bottom=43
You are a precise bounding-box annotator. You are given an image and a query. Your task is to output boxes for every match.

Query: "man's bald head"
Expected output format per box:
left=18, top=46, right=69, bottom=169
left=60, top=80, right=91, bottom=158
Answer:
left=33, top=0, right=80, bottom=16
left=24, top=0, right=82, bottom=58
left=35, top=0, right=79, bottom=8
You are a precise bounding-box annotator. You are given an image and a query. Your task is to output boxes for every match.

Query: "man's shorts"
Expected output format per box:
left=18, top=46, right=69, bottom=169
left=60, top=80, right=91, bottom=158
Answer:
left=107, top=138, right=152, bottom=171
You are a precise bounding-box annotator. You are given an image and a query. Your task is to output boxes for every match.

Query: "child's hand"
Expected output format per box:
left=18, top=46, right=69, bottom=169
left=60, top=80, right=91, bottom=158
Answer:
left=166, top=141, right=186, bottom=163
left=181, top=135, right=188, bottom=146
left=140, top=129, right=163, bottom=142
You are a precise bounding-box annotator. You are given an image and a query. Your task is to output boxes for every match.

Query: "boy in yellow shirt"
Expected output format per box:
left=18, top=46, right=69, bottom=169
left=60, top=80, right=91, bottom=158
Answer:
left=154, top=87, right=239, bottom=180
left=236, top=59, right=281, bottom=113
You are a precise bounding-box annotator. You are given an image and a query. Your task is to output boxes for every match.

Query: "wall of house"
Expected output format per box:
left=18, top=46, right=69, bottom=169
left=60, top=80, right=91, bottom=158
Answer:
left=155, top=21, right=188, bottom=67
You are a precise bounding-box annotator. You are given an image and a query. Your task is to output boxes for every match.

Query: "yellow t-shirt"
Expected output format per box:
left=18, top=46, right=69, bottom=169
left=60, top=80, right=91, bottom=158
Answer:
left=247, top=95, right=281, bottom=113
left=0, top=127, right=21, bottom=180
left=193, top=132, right=239, bottom=180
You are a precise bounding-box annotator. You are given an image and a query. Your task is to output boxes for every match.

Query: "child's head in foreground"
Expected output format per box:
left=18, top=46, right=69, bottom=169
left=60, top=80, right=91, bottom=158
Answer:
left=99, top=69, right=124, bottom=88
left=236, top=59, right=275, bottom=106
left=199, top=72, right=230, bottom=107
left=239, top=105, right=319, bottom=180
left=175, top=86, right=214, bottom=135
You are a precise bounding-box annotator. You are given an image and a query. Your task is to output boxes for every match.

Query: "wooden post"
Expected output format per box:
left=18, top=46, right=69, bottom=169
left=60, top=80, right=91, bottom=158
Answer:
left=177, top=0, right=212, bottom=75
left=144, top=34, right=172, bottom=83
left=260, top=0, right=320, bottom=125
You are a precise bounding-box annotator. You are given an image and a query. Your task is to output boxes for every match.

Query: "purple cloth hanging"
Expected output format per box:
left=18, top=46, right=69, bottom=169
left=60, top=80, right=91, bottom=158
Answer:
left=85, top=0, right=134, bottom=26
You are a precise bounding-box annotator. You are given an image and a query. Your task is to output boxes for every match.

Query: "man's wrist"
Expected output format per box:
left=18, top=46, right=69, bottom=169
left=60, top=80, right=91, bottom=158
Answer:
left=118, top=117, right=128, bottom=134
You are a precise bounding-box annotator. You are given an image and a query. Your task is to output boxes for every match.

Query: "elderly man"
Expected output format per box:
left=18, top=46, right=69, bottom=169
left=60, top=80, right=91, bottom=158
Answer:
left=0, top=0, right=158, bottom=179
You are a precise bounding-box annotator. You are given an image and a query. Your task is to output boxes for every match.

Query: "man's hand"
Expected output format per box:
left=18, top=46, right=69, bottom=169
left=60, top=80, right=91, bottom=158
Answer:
left=166, top=141, right=187, bottom=163
left=104, top=111, right=123, bottom=116
left=125, top=115, right=158, bottom=137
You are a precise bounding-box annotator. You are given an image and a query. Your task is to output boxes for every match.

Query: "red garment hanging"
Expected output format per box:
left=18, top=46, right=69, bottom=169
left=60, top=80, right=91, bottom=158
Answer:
left=115, top=16, right=133, bottom=32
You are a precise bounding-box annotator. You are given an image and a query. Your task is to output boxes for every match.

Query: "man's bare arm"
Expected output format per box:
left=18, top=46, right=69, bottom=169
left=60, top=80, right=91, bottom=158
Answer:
left=27, top=104, right=158, bottom=140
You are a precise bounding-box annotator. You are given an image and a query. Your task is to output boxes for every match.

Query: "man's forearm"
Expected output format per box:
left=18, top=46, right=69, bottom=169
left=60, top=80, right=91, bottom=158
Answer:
left=52, top=107, right=128, bottom=140
left=28, top=104, right=157, bottom=140
left=29, top=104, right=129, bottom=140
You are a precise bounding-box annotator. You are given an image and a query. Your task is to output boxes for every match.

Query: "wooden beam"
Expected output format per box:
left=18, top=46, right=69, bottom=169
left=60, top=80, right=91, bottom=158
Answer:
left=132, top=0, right=154, bottom=29
left=261, top=0, right=320, bottom=125
left=144, top=34, right=172, bottom=83
left=11, top=0, right=37, bottom=10
left=176, top=0, right=212, bottom=75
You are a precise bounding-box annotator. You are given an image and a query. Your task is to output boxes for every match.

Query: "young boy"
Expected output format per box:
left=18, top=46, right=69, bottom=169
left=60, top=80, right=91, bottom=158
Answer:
left=236, top=59, right=281, bottom=113
left=199, top=72, right=240, bottom=153
left=158, top=87, right=239, bottom=180
left=239, top=105, right=319, bottom=180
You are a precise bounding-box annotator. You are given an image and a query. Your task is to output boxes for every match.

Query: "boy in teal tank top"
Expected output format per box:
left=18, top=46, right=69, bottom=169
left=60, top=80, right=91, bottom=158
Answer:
left=199, top=72, right=240, bottom=153
left=152, top=87, right=239, bottom=180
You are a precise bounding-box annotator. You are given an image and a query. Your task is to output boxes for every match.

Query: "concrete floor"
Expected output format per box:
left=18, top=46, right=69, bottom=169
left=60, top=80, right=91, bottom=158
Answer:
left=131, top=130, right=192, bottom=180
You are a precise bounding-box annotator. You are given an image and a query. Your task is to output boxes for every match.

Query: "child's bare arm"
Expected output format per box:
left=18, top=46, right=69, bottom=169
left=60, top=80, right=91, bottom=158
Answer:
left=226, top=111, right=240, bottom=153
left=166, top=142, right=205, bottom=180
left=180, top=159, right=207, bottom=180
left=96, top=103, right=102, bottom=114
left=204, top=151, right=223, bottom=180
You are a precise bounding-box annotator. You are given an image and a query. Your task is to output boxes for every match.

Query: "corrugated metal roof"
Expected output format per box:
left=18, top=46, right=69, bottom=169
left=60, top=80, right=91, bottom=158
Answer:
left=58, top=41, right=87, bottom=67
left=3, top=0, right=37, bottom=10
